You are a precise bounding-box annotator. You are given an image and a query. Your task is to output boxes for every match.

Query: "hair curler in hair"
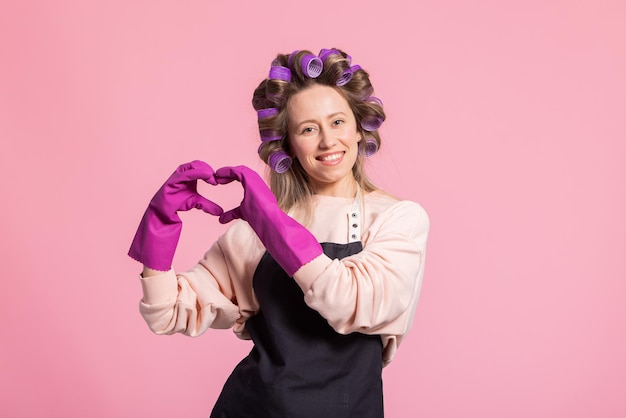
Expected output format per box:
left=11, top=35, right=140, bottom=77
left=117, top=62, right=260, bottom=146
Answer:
left=289, top=50, right=323, bottom=78
left=260, top=129, right=282, bottom=142
left=257, top=108, right=279, bottom=119
left=287, top=50, right=300, bottom=67
left=269, top=149, right=292, bottom=173
left=359, top=137, right=379, bottom=157
left=300, top=54, right=323, bottom=78
left=269, top=65, right=291, bottom=82
left=318, top=49, right=354, bottom=86
left=318, top=48, right=340, bottom=62
left=361, top=115, right=384, bottom=132
left=366, top=96, right=384, bottom=107
left=336, top=68, right=354, bottom=86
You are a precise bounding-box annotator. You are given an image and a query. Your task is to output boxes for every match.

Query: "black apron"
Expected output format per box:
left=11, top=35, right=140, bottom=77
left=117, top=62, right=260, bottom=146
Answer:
left=211, top=242, right=384, bottom=418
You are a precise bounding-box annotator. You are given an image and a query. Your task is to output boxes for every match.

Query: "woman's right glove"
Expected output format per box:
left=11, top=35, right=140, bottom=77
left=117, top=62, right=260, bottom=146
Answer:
left=215, top=165, right=323, bottom=277
left=128, top=160, right=223, bottom=271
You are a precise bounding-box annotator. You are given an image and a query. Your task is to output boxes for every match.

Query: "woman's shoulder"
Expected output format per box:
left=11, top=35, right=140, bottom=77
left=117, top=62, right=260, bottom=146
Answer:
left=365, top=189, right=427, bottom=216
left=364, top=189, right=429, bottom=237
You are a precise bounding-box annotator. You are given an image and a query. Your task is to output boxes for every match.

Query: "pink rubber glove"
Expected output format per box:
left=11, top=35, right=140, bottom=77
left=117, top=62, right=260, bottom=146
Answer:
left=128, top=160, right=223, bottom=271
left=215, top=165, right=323, bottom=277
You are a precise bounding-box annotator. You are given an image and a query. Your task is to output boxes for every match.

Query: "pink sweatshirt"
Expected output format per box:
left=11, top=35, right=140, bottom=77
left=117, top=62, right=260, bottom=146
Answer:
left=138, top=190, right=429, bottom=366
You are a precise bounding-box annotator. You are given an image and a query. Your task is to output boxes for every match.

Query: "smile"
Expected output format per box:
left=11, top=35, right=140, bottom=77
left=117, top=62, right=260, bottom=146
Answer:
left=317, top=152, right=344, bottom=162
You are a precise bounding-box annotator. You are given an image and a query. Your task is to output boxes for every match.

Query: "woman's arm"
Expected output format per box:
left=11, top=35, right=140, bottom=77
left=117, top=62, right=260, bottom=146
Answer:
left=142, top=266, right=163, bottom=278
left=293, top=201, right=429, bottom=361
left=138, top=221, right=263, bottom=338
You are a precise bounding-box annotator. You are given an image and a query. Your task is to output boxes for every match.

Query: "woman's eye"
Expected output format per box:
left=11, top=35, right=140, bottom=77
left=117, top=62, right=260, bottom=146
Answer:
left=302, top=127, right=315, bottom=134
left=333, top=119, right=345, bottom=126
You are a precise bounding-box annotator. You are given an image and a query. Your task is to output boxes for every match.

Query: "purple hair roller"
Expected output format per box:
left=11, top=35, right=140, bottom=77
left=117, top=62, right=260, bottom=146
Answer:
left=350, top=65, right=362, bottom=72
left=288, top=50, right=300, bottom=67
left=269, top=66, right=291, bottom=82
left=366, top=96, right=384, bottom=107
left=257, top=108, right=279, bottom=119
left=301, top=54, right=323, bottom=78
left=260, top=129, right=282, bottom=142
left=318, top=48, right=352, bottom=85
left=359, top=138, right=379, bottom=157
left=361, top=115, right=383, bottom=131
left=269, top=149, right=292, bottom=173
left=336, top=68, right=353, bottom=86
left=318, top=48, right=340, bottom=62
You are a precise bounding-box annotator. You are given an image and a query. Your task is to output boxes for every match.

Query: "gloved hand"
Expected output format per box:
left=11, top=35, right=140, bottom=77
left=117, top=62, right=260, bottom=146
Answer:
left=215, top=165, right=323, bottom=277
left=128, top=160, right=223, bottom=271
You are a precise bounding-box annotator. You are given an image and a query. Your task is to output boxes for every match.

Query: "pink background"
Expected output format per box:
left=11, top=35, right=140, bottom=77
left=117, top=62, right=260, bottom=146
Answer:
left=1, top=1, right=625, bottom=417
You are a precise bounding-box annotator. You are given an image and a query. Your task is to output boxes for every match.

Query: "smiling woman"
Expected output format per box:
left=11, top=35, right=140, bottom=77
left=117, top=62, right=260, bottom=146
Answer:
left=128, top=48, right=430, bottom=417
left=287, top=85, right=361, bottom=196
left=255, top=48, right=386, bottom=211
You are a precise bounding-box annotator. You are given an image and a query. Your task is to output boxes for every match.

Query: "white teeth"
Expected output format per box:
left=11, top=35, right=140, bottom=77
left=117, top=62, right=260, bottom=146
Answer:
left=319, top=153, right=342, bottom=161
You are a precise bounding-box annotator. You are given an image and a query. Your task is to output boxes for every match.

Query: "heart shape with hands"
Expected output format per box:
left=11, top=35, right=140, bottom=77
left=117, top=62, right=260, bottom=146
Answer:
left=128, top=160, right=322, bottom=276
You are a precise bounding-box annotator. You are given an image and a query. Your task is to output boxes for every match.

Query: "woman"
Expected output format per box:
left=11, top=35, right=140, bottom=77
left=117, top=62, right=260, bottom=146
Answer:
left=128, top=48, right=429, bottom=417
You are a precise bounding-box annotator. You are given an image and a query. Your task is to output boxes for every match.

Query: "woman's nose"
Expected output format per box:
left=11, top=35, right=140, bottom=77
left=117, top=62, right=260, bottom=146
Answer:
left=318, top=127, right=336, bottom=148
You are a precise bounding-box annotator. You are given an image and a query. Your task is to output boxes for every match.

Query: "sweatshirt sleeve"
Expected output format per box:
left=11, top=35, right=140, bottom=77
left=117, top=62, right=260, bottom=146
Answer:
left=293, top=201, right=429, bottom=364
left=138, top=221, right=262, bottom=338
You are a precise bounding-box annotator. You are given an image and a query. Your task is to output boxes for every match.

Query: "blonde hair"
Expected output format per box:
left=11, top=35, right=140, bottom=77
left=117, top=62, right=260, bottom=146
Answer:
left=253, top=48, right=385, bottom=213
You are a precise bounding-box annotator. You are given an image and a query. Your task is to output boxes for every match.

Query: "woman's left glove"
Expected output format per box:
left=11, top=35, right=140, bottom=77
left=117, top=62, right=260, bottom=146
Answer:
left=128, top=160, right=223, bottom=271
left=215, top=165, right=322, bottom=277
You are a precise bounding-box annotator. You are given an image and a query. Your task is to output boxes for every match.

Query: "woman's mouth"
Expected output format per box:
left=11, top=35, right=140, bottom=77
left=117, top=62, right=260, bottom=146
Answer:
left=316, top=152, right=345, bottom=163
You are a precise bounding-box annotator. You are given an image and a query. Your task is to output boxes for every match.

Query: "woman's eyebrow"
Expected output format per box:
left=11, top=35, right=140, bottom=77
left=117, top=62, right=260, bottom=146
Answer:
left=294, top=112, right=348, bottom=128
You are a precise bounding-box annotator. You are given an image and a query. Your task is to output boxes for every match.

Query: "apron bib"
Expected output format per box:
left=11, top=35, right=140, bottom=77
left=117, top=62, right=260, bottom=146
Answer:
left=211, top=242, right=384, bottom=418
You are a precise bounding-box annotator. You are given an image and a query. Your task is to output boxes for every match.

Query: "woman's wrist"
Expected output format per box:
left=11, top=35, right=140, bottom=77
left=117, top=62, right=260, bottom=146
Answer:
left=142, top=266, right=165, bottom=278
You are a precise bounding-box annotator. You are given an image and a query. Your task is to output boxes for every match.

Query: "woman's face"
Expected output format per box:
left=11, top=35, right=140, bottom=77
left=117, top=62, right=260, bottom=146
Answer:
left=287, top=84, right=361, bottom=197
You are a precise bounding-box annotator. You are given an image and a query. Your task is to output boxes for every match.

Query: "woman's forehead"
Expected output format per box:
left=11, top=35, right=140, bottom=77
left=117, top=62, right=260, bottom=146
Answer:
left=287, top=85, right=352, bottom=122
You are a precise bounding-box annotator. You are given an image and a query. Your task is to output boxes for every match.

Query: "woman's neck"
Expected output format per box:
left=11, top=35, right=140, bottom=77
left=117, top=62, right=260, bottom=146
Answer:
left=311, top=177, right=358, bottom=198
